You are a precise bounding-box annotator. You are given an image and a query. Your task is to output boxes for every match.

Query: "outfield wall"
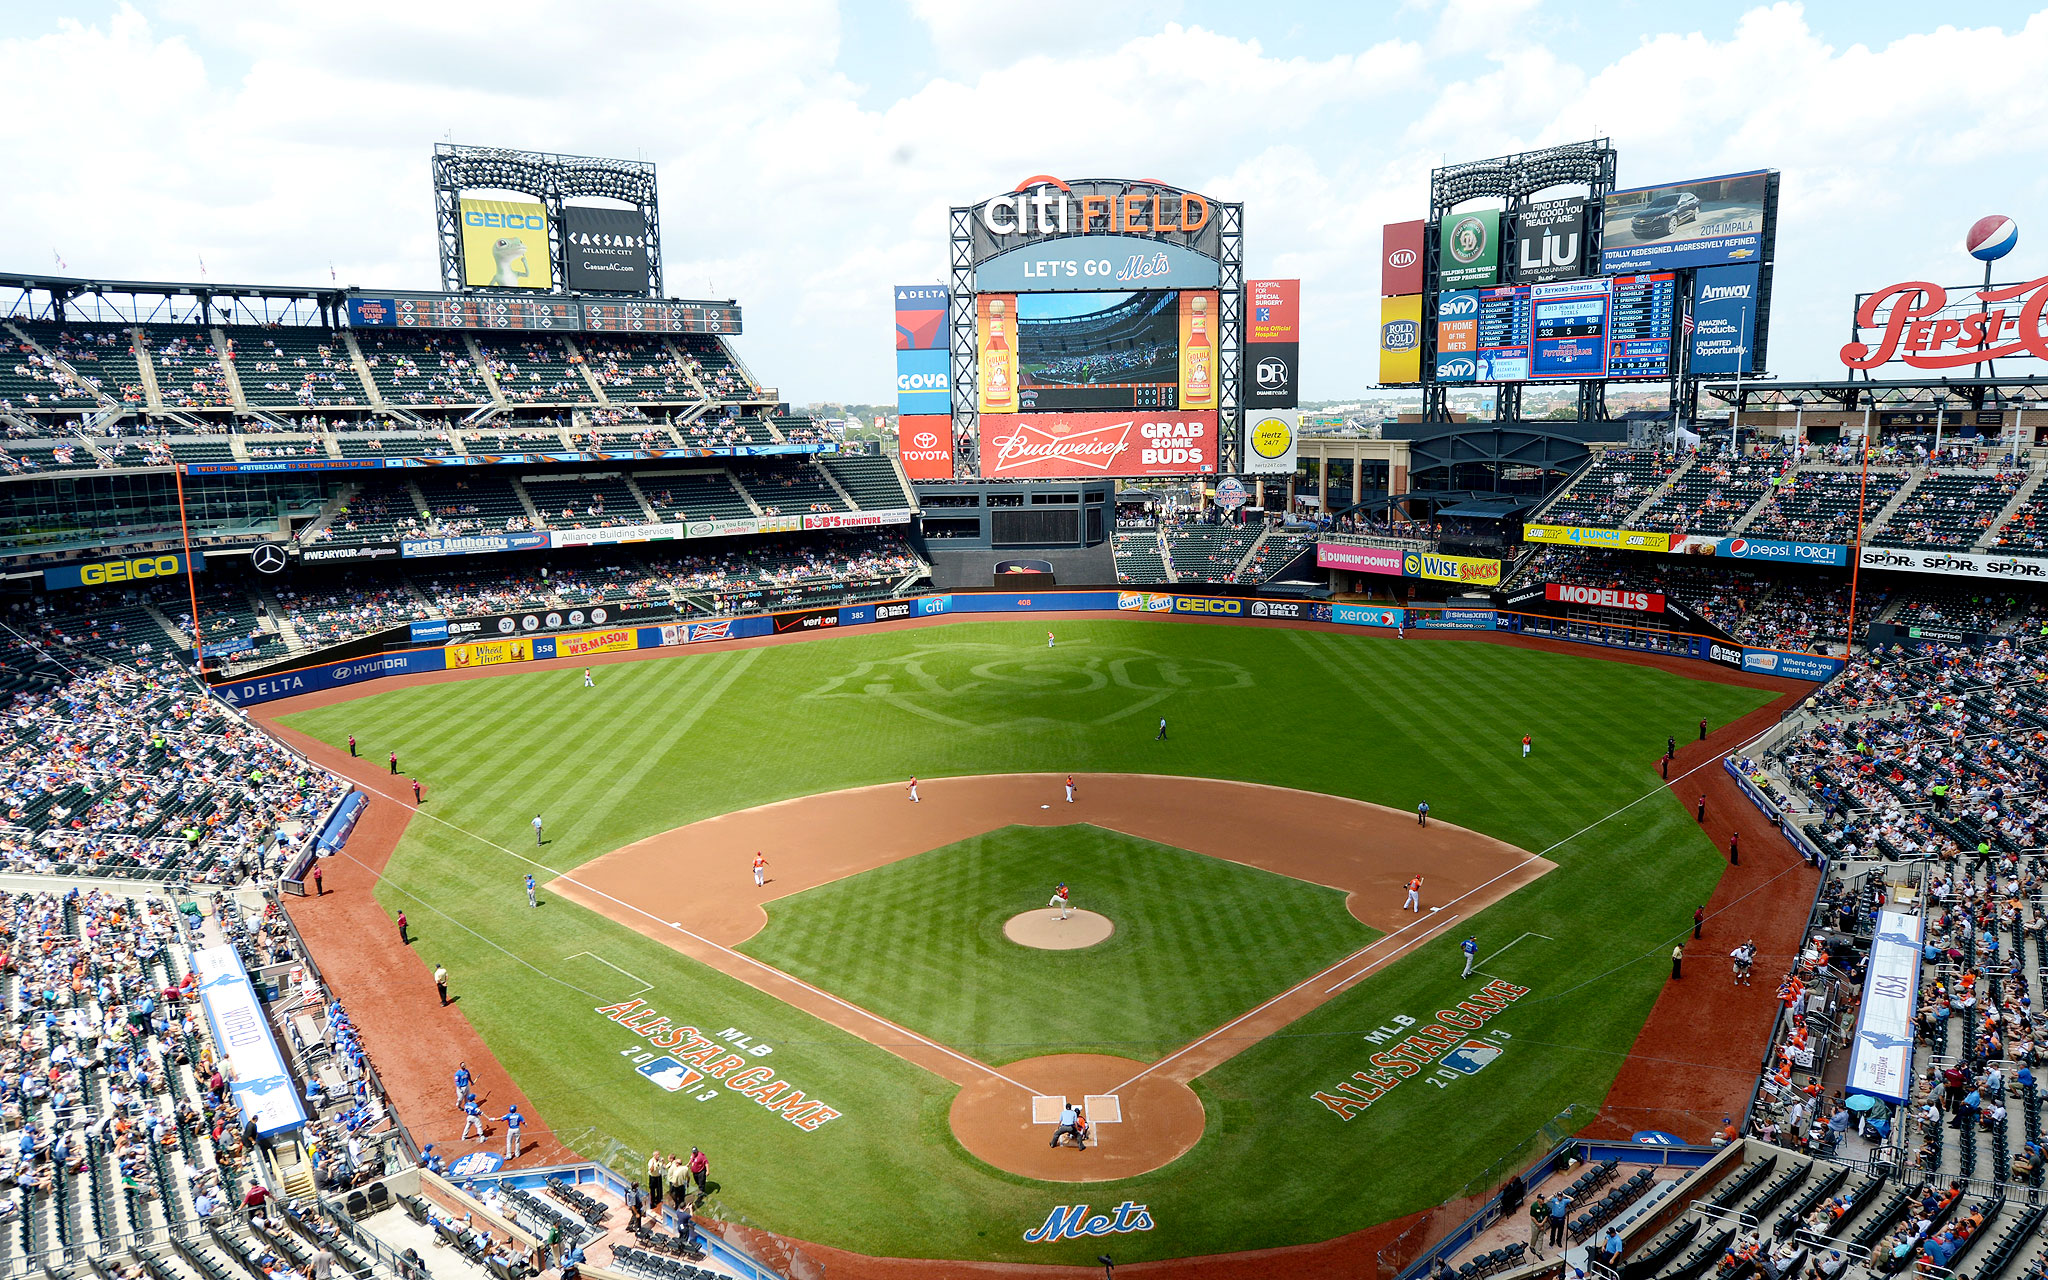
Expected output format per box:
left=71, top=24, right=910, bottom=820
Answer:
left=209, top=590, right=1836, bottom=708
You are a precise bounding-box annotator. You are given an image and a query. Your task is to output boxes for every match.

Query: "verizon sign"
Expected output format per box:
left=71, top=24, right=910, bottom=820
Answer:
left=1545, top=583, right=1665, bottom=612
left=979, top=411, right=1217, bottom=478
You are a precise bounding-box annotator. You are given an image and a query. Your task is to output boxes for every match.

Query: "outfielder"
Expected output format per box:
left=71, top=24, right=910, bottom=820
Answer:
left=1404, top=875, right=1423, bottom=912
left=583, top=667, right=595, bottom=688
left=1522, top=734, right=1532, bottom=758
left=1047, top=631, right=1056, bottom=649
left=1049, top=883, right=1070, bottom=920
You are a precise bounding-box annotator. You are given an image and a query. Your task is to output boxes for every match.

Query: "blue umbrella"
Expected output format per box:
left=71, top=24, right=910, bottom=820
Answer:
left=1845, top=1094, right=1877, bottom=1112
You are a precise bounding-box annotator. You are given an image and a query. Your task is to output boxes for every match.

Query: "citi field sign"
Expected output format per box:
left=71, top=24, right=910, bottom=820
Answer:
left=963, top=177, right=1232, bottom=266
left=1841, top=275, right=2048, bottom=370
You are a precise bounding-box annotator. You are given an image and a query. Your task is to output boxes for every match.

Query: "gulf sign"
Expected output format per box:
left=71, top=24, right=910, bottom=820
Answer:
left=45, top=551, right=205, bottom=590
left=979, top=412, right=1215, bottom=478
left=1317, top=542, right=1402, bottom=574
left=1545, top=583, right=1665, bottom=613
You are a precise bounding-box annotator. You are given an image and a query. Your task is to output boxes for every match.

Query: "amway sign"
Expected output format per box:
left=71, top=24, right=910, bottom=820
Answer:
left=1545, top=583, right=1665, bottom=612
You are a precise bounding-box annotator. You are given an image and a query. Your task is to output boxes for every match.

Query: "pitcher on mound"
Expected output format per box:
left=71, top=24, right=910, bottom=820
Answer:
left=1049, top=882, right=1071, bottom=920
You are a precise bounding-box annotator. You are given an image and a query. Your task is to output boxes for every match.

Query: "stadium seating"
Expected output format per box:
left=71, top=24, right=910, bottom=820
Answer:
left=820, top=455, right=911, bottom=509
left=578, top=336, right=700, bottom=403
left=1163, top=521, right=1264, bottom=583
left=415, top=475, right=534, bottom=534
left=475, top=337, right=596, bottom=406
left=1240, top=529, right=1313, bottom=581
left=639, top=472, right=755, bottom=522
left=1534, top=450, right=1676, bottom=528
left=733, top=461, right=846, bottom=516
left=15, top=321, right=148, bottom=408
left=0, top=439, right=101, bottom=474
left=357, top=332, right=493, bottom=407
left=1869, top=470, right=2025, bottom=549
left=674, top=334, right=755, bottom=399
left=1631, top=453, right=1776, bottom=535
left=1113, top=531, right=1170, bottom=584
left=1881, top=582, right=2021, bottom=639
left=335, top=432, right=458, bottom=459
left=524, top=474, right=647, bottom=529
left=0, top=332, right=102, bottom=412
left=222, top=326, right=370, bottom=410
left=1747, top=469, right=1911, bottom=545
left=143, top=327, right=234, bottom=411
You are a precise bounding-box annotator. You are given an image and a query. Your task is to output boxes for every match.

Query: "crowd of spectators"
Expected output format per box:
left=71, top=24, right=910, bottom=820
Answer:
left=1511, top=547, right=1861, bottom=653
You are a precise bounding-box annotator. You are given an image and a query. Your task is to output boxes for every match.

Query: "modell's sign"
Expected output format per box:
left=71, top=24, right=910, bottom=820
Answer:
left=1841, top=275, right=2048, bottom=370
left=1545, top=583, right=1665, bottom=613
left=979, top=412, right=1216, bottom=479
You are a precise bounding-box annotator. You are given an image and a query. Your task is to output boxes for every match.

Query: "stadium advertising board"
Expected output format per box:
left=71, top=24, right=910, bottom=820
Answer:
left=1246, top=599, right=1332, bottom=622
left=447, top=638, right=533, bottom=668
left=1846, top=908, right=1922, bottom=1104
left=1840, top=276, right=2048, bottom=372
left=1599, top=170, right=1772, bottom=272
left=1669, top=533, right=1847, bottom=566
left=1243, top=409, right=1298, bottom=475
left=1317, top=542, right=1402, bottom=574
left=1404, top=550, right=1502, bottom=587
left=1514, top=198, right=1587, bottom=283
left=434, top=603, right=666, bottom=642
left=562, top=207, right=651, bottom=293
left=458, top=198, right=553, bottom=289
left=44, top=551, right=205, bottom=590
left=1116, top=592, right=1178, bottom=613
left=401, top=532, right=551, bottom=559
left=1245, top=278, right=1300, bottom=409
left=213, top=648, right=447, bottom=706
left=1434, top=289, right=1479, bottom=382
left=1690, top=264, right=1762, bottom=375
left=1434, top=277, right=1674, bottom=384
left=1178, top=291, right=1220, bottom=410
left=1741, top=649, right=1845, bottom=680
left=1522, top=523, right=1671, bottom=553
left=1379, top=295, right=1422, bottom=384
left=1332, top=604, right=1404, bottom=629
left=556, top=628, right=637, bottom=657
left=979, top=412, right=1216, bottom=478
left=977, top=293, right=1020, bottom=414
left=1439, top=210, right=1501, bottom=288
left=895, top=348, right=951, bottom=415
left=975, top=236, right=1219, bottom=292
left=190, top=945, right=308, bottom=1137
left=963, top=178, right=1223, bottom=267
left=894, top=285, right=947, bottom=350
left=1545, top=583, right=1665, bottom=612
left=298, top=542, right=399, bottom=564
left=897, top=414, right=955, bottom=480
left=1858, top=545, right=2048, bottom=582
left=1411, top=608, right=1497, bottom=631
left=1382, top=220, right=1425, bottom=295
left=773, top=607, right=841, bottom=634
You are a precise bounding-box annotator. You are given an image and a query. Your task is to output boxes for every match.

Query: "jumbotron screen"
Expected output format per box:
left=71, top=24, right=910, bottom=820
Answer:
left=1016, top=291, right=1181, bottom=411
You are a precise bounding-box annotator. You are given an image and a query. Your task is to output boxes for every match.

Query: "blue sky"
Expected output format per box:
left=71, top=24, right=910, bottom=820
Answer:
left=3, top=2, right=2046, bottom=403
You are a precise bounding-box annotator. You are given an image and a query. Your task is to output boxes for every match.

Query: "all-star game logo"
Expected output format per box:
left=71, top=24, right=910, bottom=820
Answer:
left=1312, top=979, right=1528, bottom=1121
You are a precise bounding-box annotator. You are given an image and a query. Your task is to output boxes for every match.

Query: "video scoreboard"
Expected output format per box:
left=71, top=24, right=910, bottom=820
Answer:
left=1435, top=272, right=1674, bottom=384
left=345, top=292, right=741, bottom=335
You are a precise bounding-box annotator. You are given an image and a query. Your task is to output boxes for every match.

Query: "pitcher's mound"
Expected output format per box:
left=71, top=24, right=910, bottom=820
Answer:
left=1005, top=909, right=1113, bottom=950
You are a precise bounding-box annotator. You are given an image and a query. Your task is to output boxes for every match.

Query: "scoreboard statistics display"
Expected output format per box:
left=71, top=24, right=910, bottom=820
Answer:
left=346, top=292, right=742, bottom=335
left=1433, top=272, right=1674, bottom=383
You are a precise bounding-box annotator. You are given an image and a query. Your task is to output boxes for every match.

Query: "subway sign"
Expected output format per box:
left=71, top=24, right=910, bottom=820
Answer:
left=44, top=552, right=206, bottom=591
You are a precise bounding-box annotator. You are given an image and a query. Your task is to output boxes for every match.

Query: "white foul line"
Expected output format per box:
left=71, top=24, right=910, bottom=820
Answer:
left=1478, top=932, right=1553, bottom=968
left=564, top=951, right=653, bottom=997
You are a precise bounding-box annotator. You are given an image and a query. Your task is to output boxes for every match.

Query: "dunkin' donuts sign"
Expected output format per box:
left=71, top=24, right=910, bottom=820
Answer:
left=979, top=412, right=1217, bottom=478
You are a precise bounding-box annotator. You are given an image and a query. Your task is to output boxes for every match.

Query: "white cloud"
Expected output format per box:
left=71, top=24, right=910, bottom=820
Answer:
left=3, top=3, right=2048, bottom=401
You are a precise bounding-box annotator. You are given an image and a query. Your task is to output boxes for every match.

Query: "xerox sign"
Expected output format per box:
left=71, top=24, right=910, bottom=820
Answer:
left=978, top=412, right=1216, bottom=478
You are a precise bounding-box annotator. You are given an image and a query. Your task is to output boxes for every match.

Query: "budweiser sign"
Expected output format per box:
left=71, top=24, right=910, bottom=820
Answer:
left=1545, top=583, right=1664, bottom=613
left=979, top=412, right=1216, bottom=478
left=1840, top=275, right=2048, bottom=371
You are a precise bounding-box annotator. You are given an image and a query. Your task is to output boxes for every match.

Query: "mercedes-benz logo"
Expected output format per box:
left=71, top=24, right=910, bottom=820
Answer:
left=251, top=544, right=288, bottom=574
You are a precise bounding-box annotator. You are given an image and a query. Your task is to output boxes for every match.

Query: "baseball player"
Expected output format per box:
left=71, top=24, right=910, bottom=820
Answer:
left=753, top=853, right=768, bottom=887
left=499, top=1105, right=524, bottom=1158
left=1462, top=935, right=1478, bottom=977
left=1522, top=734, right=1532, bottom=759
left=1064, top=775, right=1076, bottom=804
left=525, top=874, right=537, bottom=907
left=453, top=1062, right=472, bottom=1108
left=907, top=777, right=920, bottom=803
left=1049, top=883, right=1070, bottom=920
left=1047, top=630, right=1056, bottom=649
left=460, top=1092, right=484, bottom=1141
left=583, top=667, right=595, bottom=688
left=1404, top=875, right=1423, bottom=913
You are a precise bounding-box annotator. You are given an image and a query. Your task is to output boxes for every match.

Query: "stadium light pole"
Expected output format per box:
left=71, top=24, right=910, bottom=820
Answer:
left=173, top=462, right=206, bottom=678
left=1843, top=404, right=1873, bottom=658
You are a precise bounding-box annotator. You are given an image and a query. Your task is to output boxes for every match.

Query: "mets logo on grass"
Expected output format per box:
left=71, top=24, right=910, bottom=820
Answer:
left=596, top=999, right=842, bottom=1132
left=1311, top=979, right=1528, bottom=1121
left=1025, top=1201, right=1155, bottom=1243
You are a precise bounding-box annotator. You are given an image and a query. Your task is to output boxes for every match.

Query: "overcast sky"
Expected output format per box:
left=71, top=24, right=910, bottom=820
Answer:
left=4, top=2, right=2045, bottom=404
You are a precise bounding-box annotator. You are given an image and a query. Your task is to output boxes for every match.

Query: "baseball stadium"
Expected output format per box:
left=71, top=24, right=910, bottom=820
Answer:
left=4, top=30, right=2048, bottom=1280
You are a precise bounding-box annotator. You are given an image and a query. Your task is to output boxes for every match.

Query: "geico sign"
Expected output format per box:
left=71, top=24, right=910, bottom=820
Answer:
left=1841, top=277, right=2048, bottom=370
left=1175, top=597, right=1241, bottom=614
left=464, top=209, right=546, bottom=230
left=81, top=555, right=183, bottom=585
left=980, top=176, right=1210, bottom=238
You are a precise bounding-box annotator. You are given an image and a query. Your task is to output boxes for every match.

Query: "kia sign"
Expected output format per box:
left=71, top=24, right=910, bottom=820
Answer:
left=1514, top=197, right=1586, bottom=283
left=1841, top=276, right=2048, bottom=372
left=897, top=413, right=954, bottom=480
left=977, top=412, right=1216, bottom=478
left=1545, top=583, right=1664, bottom=612
left=1382, top=220, right=1425, bottom=295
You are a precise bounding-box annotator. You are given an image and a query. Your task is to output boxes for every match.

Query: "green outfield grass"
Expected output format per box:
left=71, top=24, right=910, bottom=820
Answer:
left=742, top=824, right=1379, bottom=1064
left=280, top=619, right=1774, bottom=1265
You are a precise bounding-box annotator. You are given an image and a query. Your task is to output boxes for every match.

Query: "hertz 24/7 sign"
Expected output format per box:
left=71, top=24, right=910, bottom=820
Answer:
left=45, top=552, right=206, bottom=591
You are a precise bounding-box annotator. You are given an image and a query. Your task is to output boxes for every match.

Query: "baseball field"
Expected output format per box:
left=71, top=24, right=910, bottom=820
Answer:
left=275, top=617, right=1773, bottom=1266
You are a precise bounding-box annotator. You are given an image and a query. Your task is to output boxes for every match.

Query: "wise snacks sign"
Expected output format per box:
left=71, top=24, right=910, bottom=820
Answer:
left=1312, top=979, right=1528, bottom=1121
left=596, top=999, right=842, bottom=1132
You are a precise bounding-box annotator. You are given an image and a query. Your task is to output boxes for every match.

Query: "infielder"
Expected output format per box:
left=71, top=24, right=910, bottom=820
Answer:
left=753, top=853, right=768, bottom=887
left=583, top=667, right=594, bottom=688
left=1404, top=875, right=1423, bottom=912
left=1049, top=883, right=1070, bottom=920
left=1462, top=935, right=1478, bottom=978
left=907, top=777, right=920, bottom=802
left=1065, top=775, right=1076, bottom=804
left=525, top=874, right=537, bottom=907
